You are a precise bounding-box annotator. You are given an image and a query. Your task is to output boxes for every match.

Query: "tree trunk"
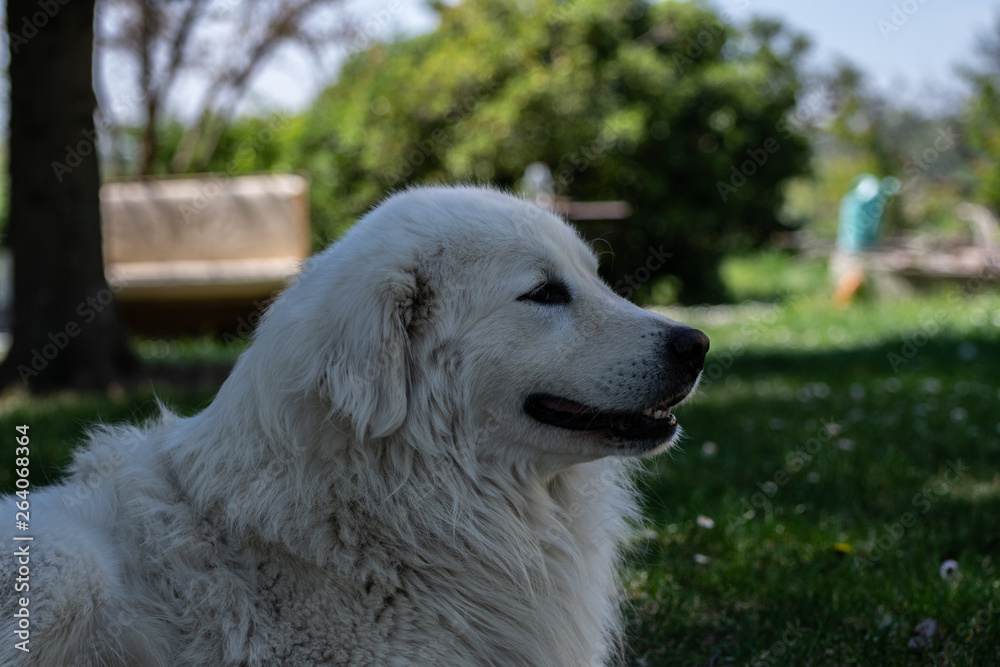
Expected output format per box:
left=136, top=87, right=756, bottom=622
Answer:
left=138, top=0, right=159, bottom=176
left=1, top=0, right=137, bottom=391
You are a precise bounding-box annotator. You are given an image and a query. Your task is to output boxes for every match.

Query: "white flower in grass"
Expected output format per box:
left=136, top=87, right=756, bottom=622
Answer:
left=693, top=553, right=711, bottom=565
left=811, top=382, right=831, bottom=398
left=940, top=559, right=961, bottom=583
left=908, top=618, right=938, bottom=649
left=697, top=515, right=715, bottom=529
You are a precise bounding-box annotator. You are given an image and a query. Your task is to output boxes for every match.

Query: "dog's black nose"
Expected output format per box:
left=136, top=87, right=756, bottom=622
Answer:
left=669, top=328, right=710, bottom=371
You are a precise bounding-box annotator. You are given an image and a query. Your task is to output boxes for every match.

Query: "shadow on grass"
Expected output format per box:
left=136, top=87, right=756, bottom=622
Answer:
left=1, top=331, right=997, bottom=664
left=627, top=333, right=1000, bottom=665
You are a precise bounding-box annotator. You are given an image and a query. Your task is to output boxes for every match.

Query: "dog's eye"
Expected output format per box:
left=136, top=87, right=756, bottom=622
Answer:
left=519, top=280, right=571, bottom=306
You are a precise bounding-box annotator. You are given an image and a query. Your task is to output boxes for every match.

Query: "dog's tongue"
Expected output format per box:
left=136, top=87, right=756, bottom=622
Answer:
left=539, top=396, right=594, bottom=415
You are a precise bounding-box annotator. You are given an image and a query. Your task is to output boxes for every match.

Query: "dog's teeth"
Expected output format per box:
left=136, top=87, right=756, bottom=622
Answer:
left=641, top=407, right=674, bottom=420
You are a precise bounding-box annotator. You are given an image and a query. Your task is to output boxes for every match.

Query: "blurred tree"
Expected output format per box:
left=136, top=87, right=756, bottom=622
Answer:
left=96, top=0, right=354, bottom=175
left=292, top=0, right=811, bottom=302
left=961, top=13, right=1000, bottom=212
left=821, top=61, right=897, bottom=179
left=1, top=0, right=135, bottom=391
left=137, top=113, right=299, bottom=177
left=819, top=60, right=972, bottom=235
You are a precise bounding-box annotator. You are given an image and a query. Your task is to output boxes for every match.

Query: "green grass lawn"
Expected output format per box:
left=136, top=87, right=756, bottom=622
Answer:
left=629, top=256, right=1000, bottom=665
left=1, top=253, right=998, bottom=665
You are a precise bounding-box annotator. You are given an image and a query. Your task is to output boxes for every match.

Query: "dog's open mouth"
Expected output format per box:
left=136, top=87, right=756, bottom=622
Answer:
left=524, top=393, right=682, bottom=441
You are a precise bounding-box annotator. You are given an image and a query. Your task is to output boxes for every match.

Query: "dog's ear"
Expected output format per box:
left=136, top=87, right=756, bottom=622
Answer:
left=245, top=256, right=427, bottom=443
left=318, top=267, right=426, bottom=440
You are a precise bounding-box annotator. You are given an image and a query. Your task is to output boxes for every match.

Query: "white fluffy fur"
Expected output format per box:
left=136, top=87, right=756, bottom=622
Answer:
left=1, top=186, right=697, bottom=666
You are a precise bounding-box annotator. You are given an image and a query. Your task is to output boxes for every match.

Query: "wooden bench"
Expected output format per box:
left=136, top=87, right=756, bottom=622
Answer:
left=100, top=174, right=310, bottom=334
left=101, top=174, right=310, bottom=302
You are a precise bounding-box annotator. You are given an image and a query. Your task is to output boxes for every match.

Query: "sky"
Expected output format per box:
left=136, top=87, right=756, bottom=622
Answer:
left=720, top=0, right=997, bottom=108
left=102, top=0, right=1000, bottom=122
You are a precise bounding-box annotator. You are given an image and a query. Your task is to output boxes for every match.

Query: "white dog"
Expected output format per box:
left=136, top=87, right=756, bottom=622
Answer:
left=1, top=186, right=707, bottom=666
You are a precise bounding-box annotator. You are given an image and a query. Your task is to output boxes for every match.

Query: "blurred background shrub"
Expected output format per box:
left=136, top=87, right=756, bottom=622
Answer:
left=87, top=0, right=1000, bottom=306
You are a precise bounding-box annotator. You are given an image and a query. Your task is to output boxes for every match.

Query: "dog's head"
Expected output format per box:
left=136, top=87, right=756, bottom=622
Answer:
left=249, top=186, right=707, bottom=467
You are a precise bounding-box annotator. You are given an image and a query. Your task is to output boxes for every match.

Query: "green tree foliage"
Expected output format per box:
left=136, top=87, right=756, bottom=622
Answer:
left=113, top=114, right=298, bottom=178
left=290, top=0, right=810, bottom=302
left=962, top=14, right=1000, bottom=213
left=820, top=62, right=897, bottom=178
